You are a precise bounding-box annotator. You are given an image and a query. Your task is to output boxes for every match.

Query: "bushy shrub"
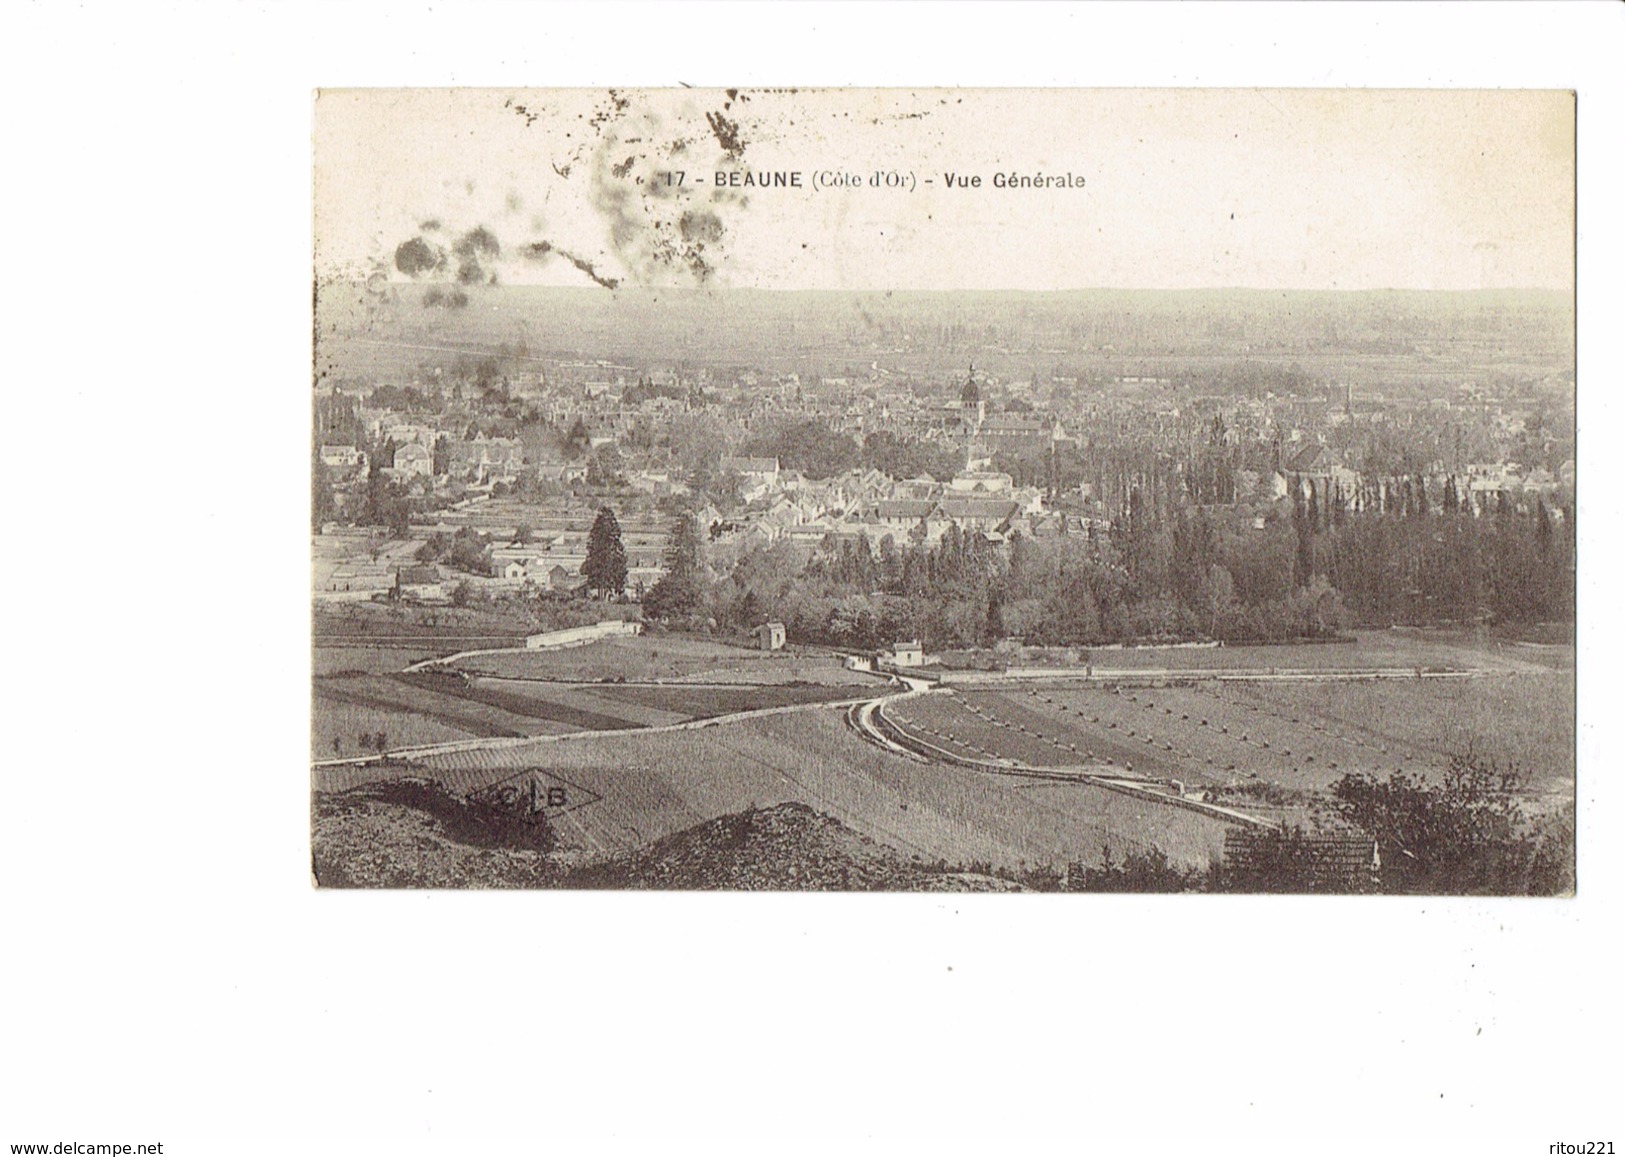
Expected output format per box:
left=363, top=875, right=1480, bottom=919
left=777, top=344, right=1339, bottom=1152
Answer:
left=1328, top=752, right=1571, bottom=895
left=1066, top=845, right=1197, bottom=892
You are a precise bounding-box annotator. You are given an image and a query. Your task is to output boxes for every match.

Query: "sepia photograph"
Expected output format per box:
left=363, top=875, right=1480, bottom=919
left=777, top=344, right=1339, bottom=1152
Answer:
left=312, top=87, right=1576, bottom=894
left=6, top=2, right=1622, bottom=1153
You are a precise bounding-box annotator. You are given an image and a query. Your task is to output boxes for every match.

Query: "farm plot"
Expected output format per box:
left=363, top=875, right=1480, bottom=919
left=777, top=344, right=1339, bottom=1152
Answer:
left=326, top=709, right=1231, bottom=872
left=315, top=667, right=873, bottom=763
left=1083, top=629, right=1567, bottom=676
left=934, top=674, right=1574, bottom=797
left=453, top=635, right=872, bottom=685
left=888, top=681, right=1470, bottom=791
left=314, top=645, right=436, bottom=676
left=589, top=683, right=868, bottom=717
left=891, top=688, right=1228, bottom=778
left=312, top=690, right=479, bottom=759
left=661, top=663, right=873, bottom=686
left=314, top=675, right=581, bottom=739
left=1211, top=672, right=1574, bottom=792
left=884, top=694, right=1108, bottom=770
left=402, top=673, right=865, bottom=732
left=447, top=677, right=689, bottom=730
left=1024, top=684, right=1400, bottom=786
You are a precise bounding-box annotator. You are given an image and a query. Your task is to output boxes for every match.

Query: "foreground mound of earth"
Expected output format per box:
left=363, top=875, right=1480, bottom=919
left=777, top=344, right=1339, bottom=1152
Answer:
left=312, top=779, right=560, bottom=888
left=312, top=782, right=1018, bottom=892
left=574, top=801, right=1021, bottom=892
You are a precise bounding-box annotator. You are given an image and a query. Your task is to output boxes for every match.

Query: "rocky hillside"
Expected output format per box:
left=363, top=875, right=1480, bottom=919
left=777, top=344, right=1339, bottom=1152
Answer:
left=571, top=801, right=1020, bottom=892
left=313, top=783, right=1017, bottom=891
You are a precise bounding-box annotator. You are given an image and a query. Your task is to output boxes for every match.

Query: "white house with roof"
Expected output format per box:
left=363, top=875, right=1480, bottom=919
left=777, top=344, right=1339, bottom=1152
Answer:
left=949, top=469, right=1014, bottom=494
left=449, top=436, right=524, bottom=484
left=888, top=640, right=925, bottom=667
left=392, top=442, right=432, bottom=477
left=320, top=445, right=366, bottom=470
left=721, top=456, right=781, bottom=485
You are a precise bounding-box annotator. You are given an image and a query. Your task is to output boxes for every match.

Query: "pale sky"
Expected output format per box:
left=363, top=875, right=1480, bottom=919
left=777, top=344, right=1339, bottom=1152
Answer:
left=314, top=87, right=1574, bottom=292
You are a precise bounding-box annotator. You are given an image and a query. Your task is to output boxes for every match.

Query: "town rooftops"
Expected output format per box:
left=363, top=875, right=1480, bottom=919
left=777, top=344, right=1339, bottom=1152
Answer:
left=936, top=497, right=1020, bottom=522
left=979, top=416, right=1047, bottom=432
left=875, top=499, right=939, bottom=520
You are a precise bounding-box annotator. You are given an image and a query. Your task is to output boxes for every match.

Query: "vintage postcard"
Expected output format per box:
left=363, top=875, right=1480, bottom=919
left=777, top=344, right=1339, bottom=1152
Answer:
left=311, top=88, right=1575, bottom=893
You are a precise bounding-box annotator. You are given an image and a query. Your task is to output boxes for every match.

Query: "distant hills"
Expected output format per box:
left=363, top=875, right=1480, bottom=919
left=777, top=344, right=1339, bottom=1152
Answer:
left=315, top=279, right=1574, bottom=386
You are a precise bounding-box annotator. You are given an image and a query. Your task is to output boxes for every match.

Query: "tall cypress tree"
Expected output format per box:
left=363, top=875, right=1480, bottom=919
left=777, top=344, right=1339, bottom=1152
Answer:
left=584, top=506, right=628, bottom=598
left=644, top=513, right=704, bottom=619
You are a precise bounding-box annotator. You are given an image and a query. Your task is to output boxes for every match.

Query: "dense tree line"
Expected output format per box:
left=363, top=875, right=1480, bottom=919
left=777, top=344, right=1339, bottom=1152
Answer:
left=654, top=514, right=1340, bottom=653
left=643, top=460, right=1570, bottom=651
left=1273, top=471, right=1575, bottom=626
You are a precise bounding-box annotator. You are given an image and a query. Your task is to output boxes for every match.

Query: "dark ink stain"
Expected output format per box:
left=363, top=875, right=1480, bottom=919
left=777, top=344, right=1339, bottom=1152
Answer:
left=552, top=162, right=572, bottom=179
left=706, top=110, right=745, bottom=159
left=562, top=96, right=747, bottom=288
left=452, top=225, right=501, bottom=285
left=504, top=98, right=539, bottom=127
left=589, top=89, right=632, bottom=133
left=678, top=209, right=724, bottom=246
left=394, top=236, right=446, bottom=277
left=454, top=226, right=501, bottom=260
left=561, top=252, right=619, bottom=291
left=685, top=246, right=714, bottom=283
left=419, top=218, right=442, bottom=232
left=521, top=240, right=621, bottom=290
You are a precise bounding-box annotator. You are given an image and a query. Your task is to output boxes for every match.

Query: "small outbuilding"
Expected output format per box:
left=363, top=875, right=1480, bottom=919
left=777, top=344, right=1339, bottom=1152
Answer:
left=890, top=640, right=924, bottom=667
left=755, top=621, right=787, bottom=651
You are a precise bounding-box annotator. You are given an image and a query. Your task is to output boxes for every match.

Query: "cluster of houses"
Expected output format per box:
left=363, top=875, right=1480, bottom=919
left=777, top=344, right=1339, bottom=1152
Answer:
left=316, top=356, right=1572, bottom=604
left=318, top=432, right=527, bottom=487
left=1267, top=440, right=1574, bottom=517
left=699, top=453, right=1110, bottom=551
